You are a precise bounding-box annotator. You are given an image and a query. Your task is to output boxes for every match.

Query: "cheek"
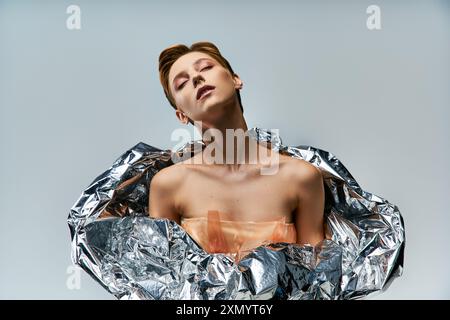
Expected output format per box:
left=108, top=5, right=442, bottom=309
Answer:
left=217, top=70, right=232, bottom=83
left=174, top=88, right=193, bottom=106
left=215, top=70, right=235, bottom=92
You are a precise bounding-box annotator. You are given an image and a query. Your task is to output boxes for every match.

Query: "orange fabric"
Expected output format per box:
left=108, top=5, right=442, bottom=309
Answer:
left=181, top=210, right=297, bottom=262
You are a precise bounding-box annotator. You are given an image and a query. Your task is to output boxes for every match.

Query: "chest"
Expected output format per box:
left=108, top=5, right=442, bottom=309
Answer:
left=178, top=165, right=298, bottom=222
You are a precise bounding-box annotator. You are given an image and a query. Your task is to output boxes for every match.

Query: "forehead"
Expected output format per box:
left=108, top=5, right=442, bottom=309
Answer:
left=169, top=52, right=217, bottom=81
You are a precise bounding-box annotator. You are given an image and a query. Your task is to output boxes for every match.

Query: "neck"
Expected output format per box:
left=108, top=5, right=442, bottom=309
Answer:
left=195, top=106, right=269, bottom=172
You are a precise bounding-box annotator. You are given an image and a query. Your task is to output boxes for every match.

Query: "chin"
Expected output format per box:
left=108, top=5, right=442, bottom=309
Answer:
left=201, top=101, right=230, bottom=120
left=207, top=92, right=235, bottom=109
left=201, top=96, right=222, bottom=110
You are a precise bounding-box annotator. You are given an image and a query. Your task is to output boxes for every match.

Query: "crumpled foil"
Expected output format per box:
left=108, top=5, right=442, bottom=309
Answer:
left=68, top=127, right=405, bottom=300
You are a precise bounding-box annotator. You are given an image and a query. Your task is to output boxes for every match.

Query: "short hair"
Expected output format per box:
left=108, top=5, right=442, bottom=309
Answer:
left=158, top=41, right=244, bottom=122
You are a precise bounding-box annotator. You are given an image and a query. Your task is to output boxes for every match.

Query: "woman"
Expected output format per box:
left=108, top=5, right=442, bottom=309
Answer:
left=68, top=43, right=404, bottom=300
left=150, top=41, right=326, bottom=262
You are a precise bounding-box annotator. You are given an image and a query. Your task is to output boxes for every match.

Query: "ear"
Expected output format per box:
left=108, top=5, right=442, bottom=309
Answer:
left=233, top=74, right=243, bottom=90
left=175, top=108, right=189, bottom=124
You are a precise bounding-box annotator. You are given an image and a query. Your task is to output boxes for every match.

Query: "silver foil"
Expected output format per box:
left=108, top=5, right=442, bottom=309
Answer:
left=68, top=127, right=405, bottom=300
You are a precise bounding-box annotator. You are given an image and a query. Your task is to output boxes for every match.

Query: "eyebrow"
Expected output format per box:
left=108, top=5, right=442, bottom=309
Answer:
left=172, top=58, right=213, bottom=88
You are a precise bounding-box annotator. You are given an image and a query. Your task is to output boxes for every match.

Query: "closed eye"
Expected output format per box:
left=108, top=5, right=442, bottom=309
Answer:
left=177, top=66, right=213, bottom=90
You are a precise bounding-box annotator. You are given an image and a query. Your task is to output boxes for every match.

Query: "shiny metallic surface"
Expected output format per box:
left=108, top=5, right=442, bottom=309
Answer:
left=68, top=127, right=405, bottom=300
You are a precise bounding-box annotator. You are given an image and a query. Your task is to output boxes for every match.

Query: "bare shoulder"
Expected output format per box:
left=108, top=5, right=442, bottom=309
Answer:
left=150, top=162, right=187, bottom=192
left=280, top=154, right=323, bottom=185
left=148, top=163, right=189, bottom=220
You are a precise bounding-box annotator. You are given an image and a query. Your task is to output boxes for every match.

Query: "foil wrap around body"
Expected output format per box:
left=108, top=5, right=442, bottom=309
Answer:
left=68, top=127, right=405, bottom=300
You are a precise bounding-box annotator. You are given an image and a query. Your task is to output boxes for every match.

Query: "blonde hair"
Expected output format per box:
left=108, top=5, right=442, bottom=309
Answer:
left=158, top=41, right=243, bottom=116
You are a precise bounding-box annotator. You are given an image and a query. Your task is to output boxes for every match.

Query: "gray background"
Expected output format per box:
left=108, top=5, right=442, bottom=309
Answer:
left=1, top=0, right=449, bottom=299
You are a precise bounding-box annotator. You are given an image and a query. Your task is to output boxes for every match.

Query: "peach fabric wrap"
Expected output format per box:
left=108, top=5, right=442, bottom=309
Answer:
left=181, top=210, right=297, bottom=262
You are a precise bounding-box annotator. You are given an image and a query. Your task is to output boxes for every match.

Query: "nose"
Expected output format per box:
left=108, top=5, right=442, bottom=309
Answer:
left=193, top=74, right=204, bottom=88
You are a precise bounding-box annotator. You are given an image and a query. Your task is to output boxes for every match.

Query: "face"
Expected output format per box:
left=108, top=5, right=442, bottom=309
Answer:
left=168, top=51, right=243, bottom=125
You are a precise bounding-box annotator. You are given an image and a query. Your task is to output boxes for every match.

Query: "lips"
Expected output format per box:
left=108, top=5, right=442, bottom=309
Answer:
left=196, top=85, right=215, bottom=100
